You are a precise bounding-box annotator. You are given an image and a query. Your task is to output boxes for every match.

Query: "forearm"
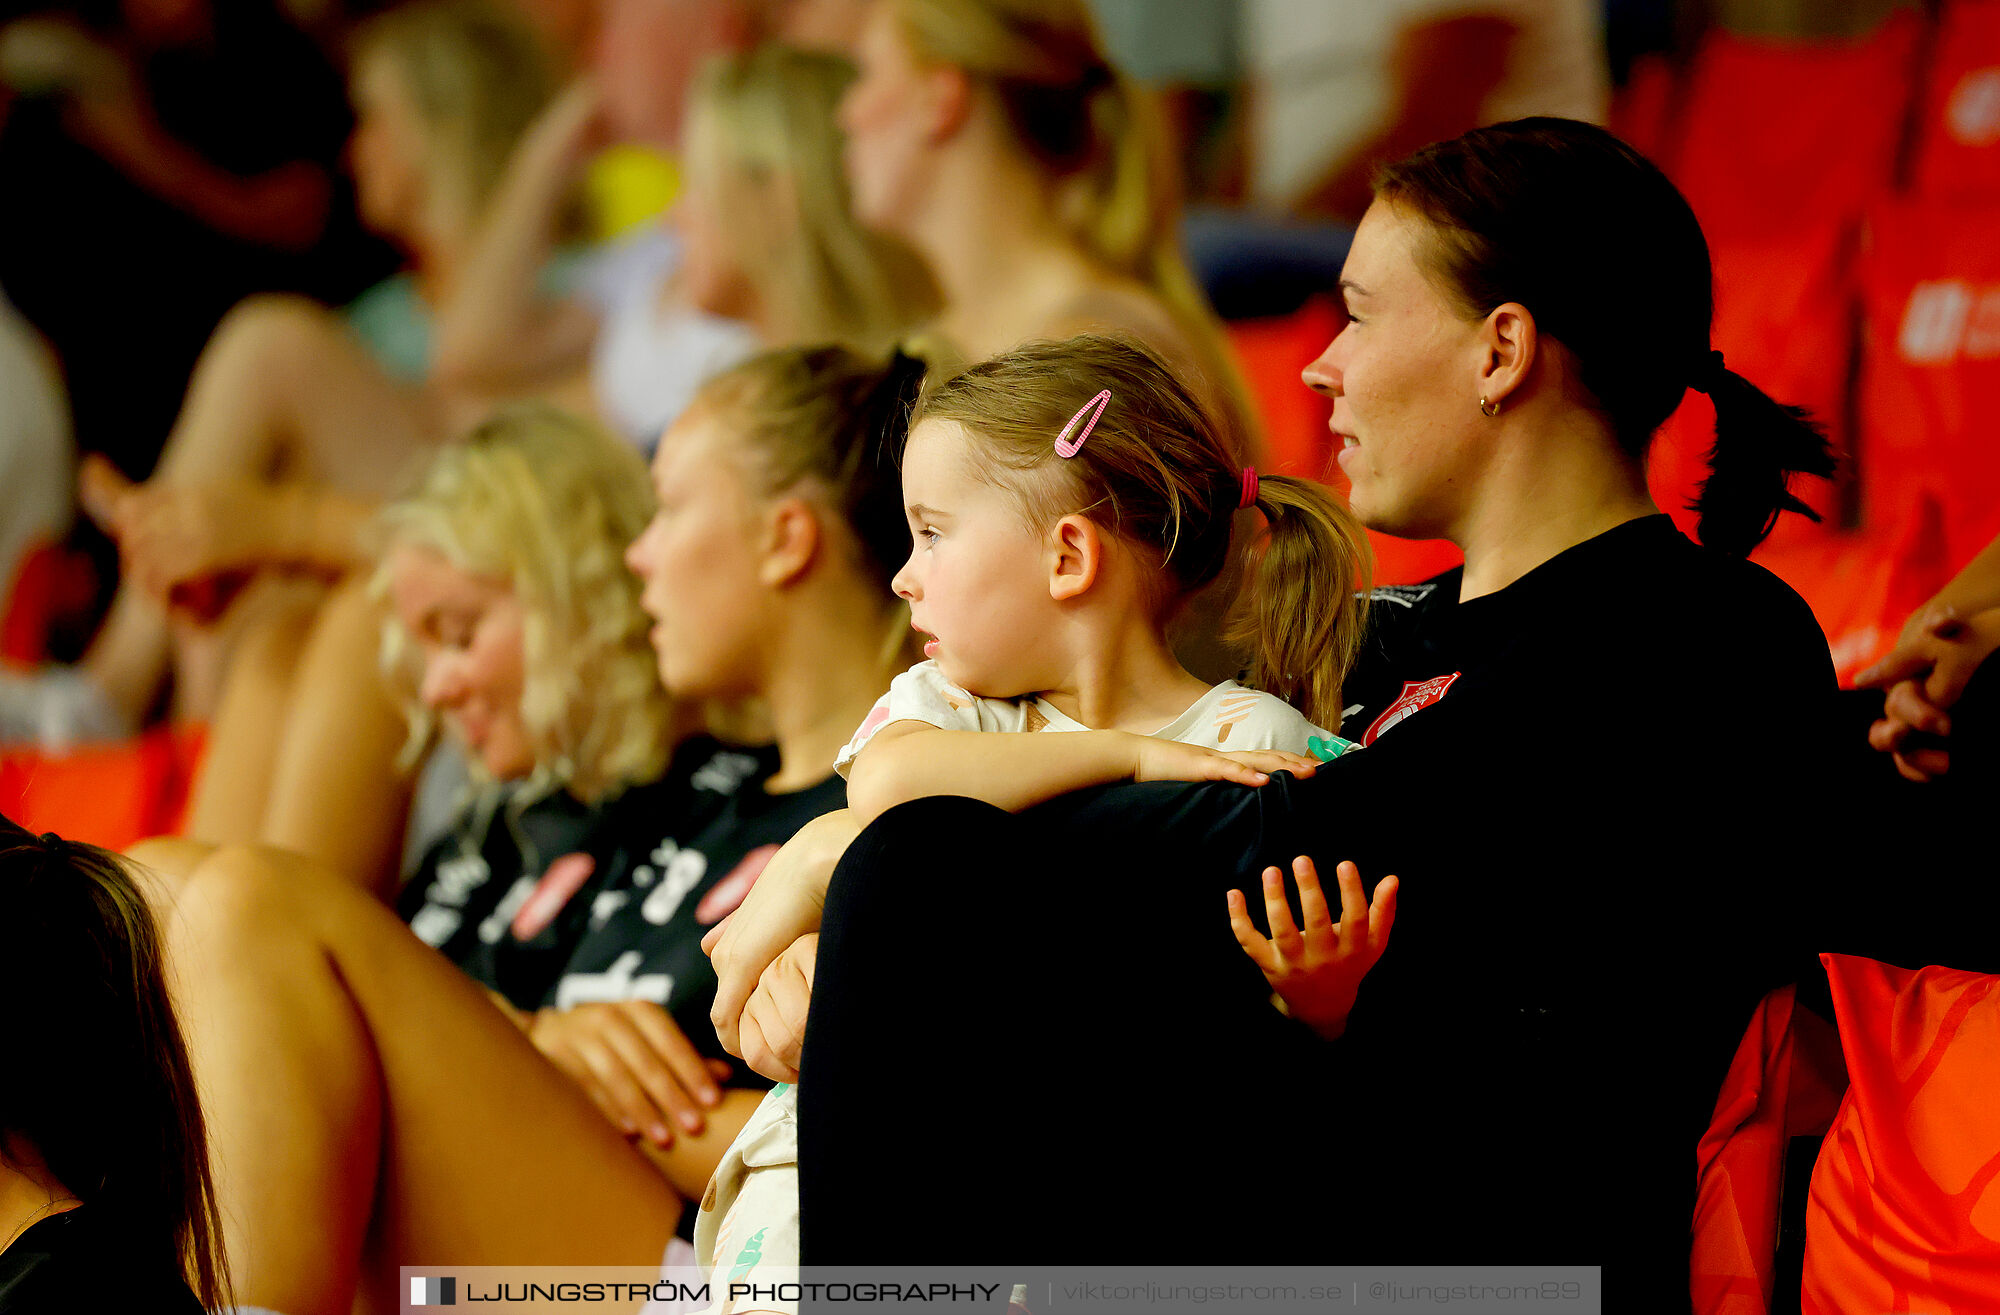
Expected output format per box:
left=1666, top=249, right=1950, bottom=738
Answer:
left=430, top=87, right=598, bottom=387
left=846, top=729, right=1138, bottom=825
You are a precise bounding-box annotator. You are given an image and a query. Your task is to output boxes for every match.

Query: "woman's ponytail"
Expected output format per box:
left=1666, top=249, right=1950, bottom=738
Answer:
left=1229, top=475, right=1374, bottom=731
left=1691, top=356, right=1838, bottom=557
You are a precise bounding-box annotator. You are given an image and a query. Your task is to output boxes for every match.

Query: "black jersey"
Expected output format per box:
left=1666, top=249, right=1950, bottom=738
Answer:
left=397, top=786, right=604, bottom=1004
left=482, top=737, right=781, bottom=1015
left=799, top=516, right=1840, bottom=1287
left=0, top=1208, right=203, bottom=1315
left=539, top=766, right=847, bottom=1074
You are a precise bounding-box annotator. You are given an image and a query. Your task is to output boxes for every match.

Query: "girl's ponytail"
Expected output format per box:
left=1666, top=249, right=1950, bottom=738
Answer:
left=1691, top=356, right=1838, bottom=557
left=1229, top=475, right=1374, bottom=731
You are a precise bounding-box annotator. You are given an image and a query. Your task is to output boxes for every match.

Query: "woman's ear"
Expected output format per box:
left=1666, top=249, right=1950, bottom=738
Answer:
left=1478, top=301, right=1538, bottom=408
left=1048, top=514, right=1101, bottom=602
left=921, top=62, right=973, bottom=143
left=759, top=495, right=823, bottom=587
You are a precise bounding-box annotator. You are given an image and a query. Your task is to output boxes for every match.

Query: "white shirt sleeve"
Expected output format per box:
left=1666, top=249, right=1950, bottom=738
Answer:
left=834, top=661, right=994, bottom=777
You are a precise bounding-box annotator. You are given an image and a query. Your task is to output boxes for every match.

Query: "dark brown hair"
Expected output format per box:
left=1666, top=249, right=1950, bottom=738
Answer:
left=0, top=822, right=228, bottom=1308
left=1375, top=117, right=1835, bottom=556
left=913, top=335, right=1370, bottom=727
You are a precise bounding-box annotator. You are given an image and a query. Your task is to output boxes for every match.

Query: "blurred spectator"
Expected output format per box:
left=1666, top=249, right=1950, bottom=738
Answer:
left=0, top=285, right=72, bottom=635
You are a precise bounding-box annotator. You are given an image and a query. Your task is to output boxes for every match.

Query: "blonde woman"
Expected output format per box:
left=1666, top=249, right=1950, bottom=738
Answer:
left=837, top=0, right=1258, bottom=454
left=0, top=0, right=559, bottom=750
left=435, top=40, right=939, bottom=451
left=155, top=346, right=920, bottom=1315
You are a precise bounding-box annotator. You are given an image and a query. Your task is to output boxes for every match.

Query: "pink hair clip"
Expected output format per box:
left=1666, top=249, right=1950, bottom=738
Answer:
left=1238, top=467, right=1259, bottom=509
left=1054, top=389, right=1112, bottom=458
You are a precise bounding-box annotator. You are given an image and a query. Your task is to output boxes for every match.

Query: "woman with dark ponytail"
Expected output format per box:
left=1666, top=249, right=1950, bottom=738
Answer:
left=736, top=118, right=1843, bottom=1292
left=0, top=818, right=224, bottom=1313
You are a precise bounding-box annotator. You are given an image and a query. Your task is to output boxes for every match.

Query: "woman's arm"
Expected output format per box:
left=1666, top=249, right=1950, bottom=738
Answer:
left=844, top=720, right=1314, bottom=826
left=428, top=79, right=606, bottom=391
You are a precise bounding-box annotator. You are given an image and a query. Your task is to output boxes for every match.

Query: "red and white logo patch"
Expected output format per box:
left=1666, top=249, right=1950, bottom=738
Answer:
left=511, top=851, right=596, bottom=941
left=1362, top=672, right=1461, bottom=746
left=695, top=843, right=780, bottom=925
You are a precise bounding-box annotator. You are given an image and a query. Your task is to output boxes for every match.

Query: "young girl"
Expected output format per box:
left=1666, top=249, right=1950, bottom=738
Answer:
left=694, top=334, right=1395, bottom=1301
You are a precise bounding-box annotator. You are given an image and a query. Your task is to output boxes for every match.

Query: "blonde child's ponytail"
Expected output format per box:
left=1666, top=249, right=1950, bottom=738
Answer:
left=1229, top=476, right=1373, bottom=732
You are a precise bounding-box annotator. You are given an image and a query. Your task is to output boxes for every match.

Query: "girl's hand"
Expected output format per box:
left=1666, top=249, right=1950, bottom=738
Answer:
left=738, top=933, right=817, bottom=1084
left=1228, top=857, right=1398, bottom=1041
left=1132, top=739, right=1319, bottom=786
left=705, top=811, right=856, bottom=1059
left=527, top=1000, right=734, bottom=1146
left=87, top=463, right=296, bottom=607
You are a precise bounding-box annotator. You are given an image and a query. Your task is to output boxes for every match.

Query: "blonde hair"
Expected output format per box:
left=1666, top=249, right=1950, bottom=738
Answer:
left=889, top=0, right=1259, bottom=452
left=913, top=335, right=1371, bottom=728
left=373, top=404, right=671, bottom=803
left=349, top=0, right=557, bottom=224
left=689, top=44, right=940, bottom=352
left=691, top=343, right=933, bottom=674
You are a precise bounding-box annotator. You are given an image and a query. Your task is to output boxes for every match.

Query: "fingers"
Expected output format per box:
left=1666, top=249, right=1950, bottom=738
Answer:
left=77, top=453, right=134, bottom=532
left=1369, top=874, right=1400, bottom=950
left=1893, top=747, right=1950, bottom=782
left=700, top=914, right=731, bottom=956
left=622, top=1001, right=723, bottom=1132
left=1868, top=715, right=1910, bottom=755
left=1855, top=647, right=1930, bottom=690
left=1884, top=679, right=1951, bottom=738
left=1925, top=648, right=1981, bottom=712
left=1326, top=859, right=1362, bottom=932
left=1262, top=864, right=1303, bottom=961
left=1226, top=887, right=1276, bottom=972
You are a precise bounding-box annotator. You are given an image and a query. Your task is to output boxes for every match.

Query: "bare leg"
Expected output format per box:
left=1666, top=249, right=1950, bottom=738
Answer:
left=79, top=294, right=439, bottom=725
left=254, top=575, right=413, bottom=896
left=178, top=582, right=327, bottom=844
left=165, top=846, right=747, bottom=1315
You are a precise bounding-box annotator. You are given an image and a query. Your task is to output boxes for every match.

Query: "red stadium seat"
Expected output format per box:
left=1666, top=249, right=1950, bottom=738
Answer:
left=1668, top=15, right=1923, bottom=240
left=1692, top=986, right=1847, bottom=1315
left=1855, top=198, right=2000, bottom=570
left=1610, top=52, right=1681, bottom=161
left=0, top=724, right=207, bottom=853
left=1909, top=0, right=2000, bottom=201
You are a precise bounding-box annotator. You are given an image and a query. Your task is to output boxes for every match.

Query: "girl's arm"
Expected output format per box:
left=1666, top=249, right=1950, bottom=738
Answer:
left=844, top=720, right=1317, bottom=826
left=427, top=79, right=605, bottom=392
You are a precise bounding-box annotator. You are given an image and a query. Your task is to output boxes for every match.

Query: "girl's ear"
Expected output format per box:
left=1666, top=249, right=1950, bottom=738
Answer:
left=1048, top=513, right=1101, bottom=602
left=759, top=495, right=823, bottom=587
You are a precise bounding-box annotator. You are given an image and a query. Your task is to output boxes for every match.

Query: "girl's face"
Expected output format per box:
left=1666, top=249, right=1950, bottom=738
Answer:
left=348, top=53, right=430, bottom=241
left=625, top=409, right=767, bottom=699
left=386, top=544, right=533, bottom=780
left=837, top=3, right=941, bottom=237
left=891, top=419, right=1059, bottom=697
left=672, top=107, right=760, bottom=322
left=1303, top=199, right=1490, bottom=540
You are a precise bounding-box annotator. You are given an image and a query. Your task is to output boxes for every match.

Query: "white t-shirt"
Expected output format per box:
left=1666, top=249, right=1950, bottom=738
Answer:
left=575, top=227, right=761, bottom=453
left=834, top=659, right=1348, bottom=778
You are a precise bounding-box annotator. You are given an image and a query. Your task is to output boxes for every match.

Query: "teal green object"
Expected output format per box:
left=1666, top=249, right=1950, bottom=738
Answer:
left=1308, top=734, right=1359, bottom=762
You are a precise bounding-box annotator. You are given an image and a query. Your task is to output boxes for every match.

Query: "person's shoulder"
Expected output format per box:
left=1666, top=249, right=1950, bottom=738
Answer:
left=1194, top=683, right=1330, bottom=753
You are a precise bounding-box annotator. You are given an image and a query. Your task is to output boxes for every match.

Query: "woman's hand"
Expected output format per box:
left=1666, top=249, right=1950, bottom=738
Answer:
left=704, top=810, right=856, bottom=1059
left=1228, top=856, right=1398, bottom=1041
left=1856, top=605, right=2000, bottom=782
left=738, top=933, right=817, bottom=1084
left=527, top=1000, right=733, bottom=1146
left=1132, top=739, right=1319, bottom=786
left=84, top=458, right=296, bottom=606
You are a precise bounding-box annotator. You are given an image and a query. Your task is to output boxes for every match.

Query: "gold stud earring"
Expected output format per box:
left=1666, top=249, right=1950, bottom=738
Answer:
left=1479, top=396, right=1501, bottom=417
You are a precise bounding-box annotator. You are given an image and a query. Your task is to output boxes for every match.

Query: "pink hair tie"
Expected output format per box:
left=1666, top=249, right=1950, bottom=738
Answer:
left=1054, top=389, right=1112, bottom=458
left=1238, top=466, right=1259, bottom=509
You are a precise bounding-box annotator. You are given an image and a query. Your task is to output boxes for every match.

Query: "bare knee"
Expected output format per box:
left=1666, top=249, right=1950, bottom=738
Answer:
left=212, top=293, right=339, bottom=368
